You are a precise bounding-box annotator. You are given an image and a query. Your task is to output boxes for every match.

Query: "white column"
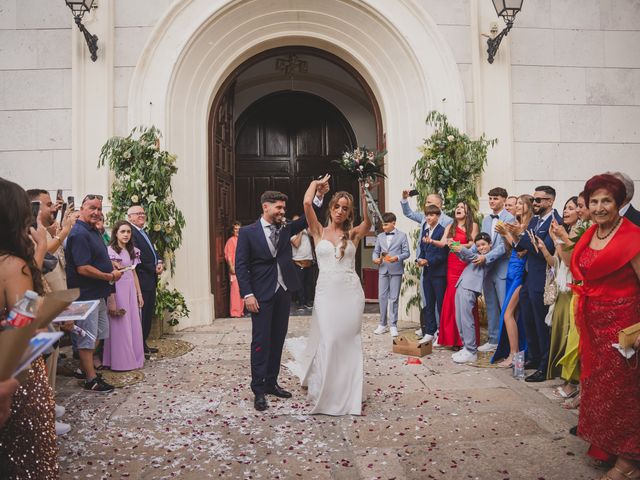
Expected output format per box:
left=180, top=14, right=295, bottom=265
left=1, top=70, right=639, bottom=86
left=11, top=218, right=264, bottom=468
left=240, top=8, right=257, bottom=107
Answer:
left=71, top=0, right=114, bottom=201
left=470, top=0, right=515, bottom=211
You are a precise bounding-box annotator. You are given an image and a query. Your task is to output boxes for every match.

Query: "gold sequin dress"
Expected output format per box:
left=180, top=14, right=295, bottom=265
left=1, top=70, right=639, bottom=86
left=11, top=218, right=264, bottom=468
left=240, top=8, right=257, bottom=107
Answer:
left=0, top=357, right=59, bottom=479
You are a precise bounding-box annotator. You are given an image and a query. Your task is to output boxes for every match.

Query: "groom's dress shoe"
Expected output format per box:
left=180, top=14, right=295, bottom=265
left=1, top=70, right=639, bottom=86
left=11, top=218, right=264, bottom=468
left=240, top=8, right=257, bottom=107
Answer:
left=254, top=394, right=268, bottom=411
left=265, top=384, right=292, bottom=398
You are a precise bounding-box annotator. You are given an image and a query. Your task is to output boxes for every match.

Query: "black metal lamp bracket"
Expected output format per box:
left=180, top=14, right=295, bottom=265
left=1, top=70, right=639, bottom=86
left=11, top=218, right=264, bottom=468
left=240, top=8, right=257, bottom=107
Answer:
left=486, top=21, right=513, bottom=64
left=74, top=15, right=98, bottom=62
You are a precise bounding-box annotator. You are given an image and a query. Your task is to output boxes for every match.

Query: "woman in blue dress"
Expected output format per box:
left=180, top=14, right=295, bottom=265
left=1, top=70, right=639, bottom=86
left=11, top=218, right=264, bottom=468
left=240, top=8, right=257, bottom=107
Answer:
left=491, top=194, right=534, bottom=366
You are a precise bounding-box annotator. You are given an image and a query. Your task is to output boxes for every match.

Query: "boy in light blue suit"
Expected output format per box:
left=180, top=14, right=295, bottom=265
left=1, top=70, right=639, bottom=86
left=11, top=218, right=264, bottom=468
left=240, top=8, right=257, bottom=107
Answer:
left=450, top=232, right=492, bottom=363
left=373, top=212, right=410, bottom=337
left=471, top=187, right=515, bottom=352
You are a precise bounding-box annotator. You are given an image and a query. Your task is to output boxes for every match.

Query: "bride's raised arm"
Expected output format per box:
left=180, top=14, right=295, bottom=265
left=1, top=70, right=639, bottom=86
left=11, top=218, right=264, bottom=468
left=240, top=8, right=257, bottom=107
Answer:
left=351, top=183, right=373, bottom=243
left=303, top=174, right=330, bottom=241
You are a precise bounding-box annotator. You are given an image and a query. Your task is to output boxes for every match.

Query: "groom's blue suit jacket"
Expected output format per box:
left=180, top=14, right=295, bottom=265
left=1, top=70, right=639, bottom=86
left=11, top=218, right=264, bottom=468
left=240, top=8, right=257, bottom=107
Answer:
left=236, top=214, right=313, bottom=303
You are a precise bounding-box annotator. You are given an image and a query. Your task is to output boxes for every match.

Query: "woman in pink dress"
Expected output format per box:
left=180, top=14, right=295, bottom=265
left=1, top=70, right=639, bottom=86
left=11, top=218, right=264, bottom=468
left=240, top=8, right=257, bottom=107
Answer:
left=104, top=220, right=145, bottom=371
left=225, top=221, right=244, bottom=317
left=432, top=202, right=478, bottom=347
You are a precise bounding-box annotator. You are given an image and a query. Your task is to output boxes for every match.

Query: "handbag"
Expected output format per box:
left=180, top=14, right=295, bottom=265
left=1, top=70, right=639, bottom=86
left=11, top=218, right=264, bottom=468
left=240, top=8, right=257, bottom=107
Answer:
left=543, top=259, right=559, bottom=306
left=619, top=322, right=640, bottom=349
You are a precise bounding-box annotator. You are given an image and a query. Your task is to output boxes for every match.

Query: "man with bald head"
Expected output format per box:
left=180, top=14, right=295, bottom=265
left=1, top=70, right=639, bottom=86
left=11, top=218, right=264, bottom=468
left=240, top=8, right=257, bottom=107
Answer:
left=401, top=190, right=453, bottom=337
left=128, top=205, right=164, bottom=356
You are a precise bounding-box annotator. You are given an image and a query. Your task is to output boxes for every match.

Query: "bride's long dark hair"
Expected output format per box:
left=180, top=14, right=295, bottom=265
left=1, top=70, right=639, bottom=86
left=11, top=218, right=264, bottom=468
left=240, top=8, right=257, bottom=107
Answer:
left=325, top=191, right=354, bottom=260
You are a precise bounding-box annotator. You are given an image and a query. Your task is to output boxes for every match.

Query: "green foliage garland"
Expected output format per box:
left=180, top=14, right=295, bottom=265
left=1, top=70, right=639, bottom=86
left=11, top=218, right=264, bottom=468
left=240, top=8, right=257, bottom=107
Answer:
left=98, top=126, right=188, bottom=325
left=403, top=111, right=497, bottom=314
left=412, top=111, right=496, bottom=217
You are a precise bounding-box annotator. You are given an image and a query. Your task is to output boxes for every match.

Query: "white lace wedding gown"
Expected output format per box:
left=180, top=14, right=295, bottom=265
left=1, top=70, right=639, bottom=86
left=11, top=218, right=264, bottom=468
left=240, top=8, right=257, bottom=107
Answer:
left=286, top=237, right=365, bottom=415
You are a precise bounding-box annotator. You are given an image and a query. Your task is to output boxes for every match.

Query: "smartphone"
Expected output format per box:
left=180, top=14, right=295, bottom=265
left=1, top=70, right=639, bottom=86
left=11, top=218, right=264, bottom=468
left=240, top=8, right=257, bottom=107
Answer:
left=408, top=189, right=419, bottom=197
left=59, top=202, right=67, bottom=224
left=55, top=189, right=63, bottom=221
left=67, top=196, right=75, bottom=211
left=31, top=201, right=40, bottom=229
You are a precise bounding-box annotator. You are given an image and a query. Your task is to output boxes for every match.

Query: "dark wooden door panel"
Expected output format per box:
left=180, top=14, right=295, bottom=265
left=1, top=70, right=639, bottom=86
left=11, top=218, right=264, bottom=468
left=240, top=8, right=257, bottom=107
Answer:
left=235, top=92, right=356, bottom=226
left=210, top=83, right=235, bottom=318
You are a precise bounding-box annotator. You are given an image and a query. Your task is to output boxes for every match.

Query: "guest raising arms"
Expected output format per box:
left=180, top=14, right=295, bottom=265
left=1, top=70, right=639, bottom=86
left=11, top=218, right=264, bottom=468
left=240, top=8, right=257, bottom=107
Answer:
left=104, top=221, right=145, bottom=371
left=570, top=174, right=640, bottom=479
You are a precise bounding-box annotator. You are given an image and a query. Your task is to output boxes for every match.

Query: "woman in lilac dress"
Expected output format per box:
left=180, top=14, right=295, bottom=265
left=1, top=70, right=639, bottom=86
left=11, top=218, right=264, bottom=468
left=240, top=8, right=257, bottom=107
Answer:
left=104, top=220, right=145, bottom=371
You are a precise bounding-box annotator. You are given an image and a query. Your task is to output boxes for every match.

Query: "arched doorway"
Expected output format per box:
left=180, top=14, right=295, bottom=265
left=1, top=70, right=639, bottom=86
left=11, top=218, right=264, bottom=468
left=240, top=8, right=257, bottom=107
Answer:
left=209, top=47, right=383, bottom=318
left=128, top=0, right=467, bottom=327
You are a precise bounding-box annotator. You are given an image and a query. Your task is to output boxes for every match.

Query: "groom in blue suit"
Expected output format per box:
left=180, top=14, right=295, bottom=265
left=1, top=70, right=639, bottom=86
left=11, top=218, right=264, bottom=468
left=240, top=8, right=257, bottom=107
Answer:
left=514, top=186, right=562, bottom=382
left=236, top=187, right=326, bottom=411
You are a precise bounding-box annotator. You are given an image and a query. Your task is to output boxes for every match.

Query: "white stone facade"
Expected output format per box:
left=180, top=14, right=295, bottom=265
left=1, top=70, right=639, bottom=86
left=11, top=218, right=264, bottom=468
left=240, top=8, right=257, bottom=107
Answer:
left=1, top=0, right=638, bottom=328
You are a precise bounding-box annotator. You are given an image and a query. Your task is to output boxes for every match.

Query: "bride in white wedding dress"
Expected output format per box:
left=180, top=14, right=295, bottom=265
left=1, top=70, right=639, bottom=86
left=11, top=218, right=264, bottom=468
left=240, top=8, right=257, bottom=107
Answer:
left=287, top=175, right=371, bottom=415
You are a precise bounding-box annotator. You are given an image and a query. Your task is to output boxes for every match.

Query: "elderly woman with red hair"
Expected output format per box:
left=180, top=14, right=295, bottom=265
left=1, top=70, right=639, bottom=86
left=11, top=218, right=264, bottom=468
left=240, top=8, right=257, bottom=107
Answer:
left=570, top=174, right=640, bottom=479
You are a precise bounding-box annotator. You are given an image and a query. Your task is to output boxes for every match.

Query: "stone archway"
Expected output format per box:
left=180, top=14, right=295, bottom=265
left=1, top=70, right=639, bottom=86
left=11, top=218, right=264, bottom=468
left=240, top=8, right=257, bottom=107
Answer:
left=128, top=0, right=466, bottom=327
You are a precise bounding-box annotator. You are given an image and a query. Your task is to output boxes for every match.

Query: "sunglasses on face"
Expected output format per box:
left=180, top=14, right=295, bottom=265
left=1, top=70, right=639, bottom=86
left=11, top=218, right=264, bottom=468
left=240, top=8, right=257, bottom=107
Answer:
left=82, top=194, right=103, bottom=204
left=533, top=197, right=551, bottom=203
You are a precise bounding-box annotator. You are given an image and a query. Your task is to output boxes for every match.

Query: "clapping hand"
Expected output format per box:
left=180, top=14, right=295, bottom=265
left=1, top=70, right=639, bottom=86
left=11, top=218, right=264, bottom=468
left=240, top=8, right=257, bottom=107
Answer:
left=535, top=235, right=548, bottom=253
left=550, top=219, right=569, bottom=244
left=526, top=229, right=539, bottom=253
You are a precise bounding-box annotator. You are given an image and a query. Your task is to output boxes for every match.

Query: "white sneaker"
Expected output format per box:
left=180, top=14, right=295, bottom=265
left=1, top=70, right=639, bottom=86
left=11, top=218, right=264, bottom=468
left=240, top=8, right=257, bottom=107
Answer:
left=390, top=326, right=399, bottom=337
left=418, top=334, right=433, bottom=345
left=55, top=404, right=65, bottom=418
left=477, top=342, right=498, bottom=352
left=452, top=348, right=477, bottom=363
left=415, top=328, right=423, bottom=337
left=432, top=334, right=439, bottom=347
left=55, top=421, right=71, bottom=436
left=374, top=325, right=389, bottom=335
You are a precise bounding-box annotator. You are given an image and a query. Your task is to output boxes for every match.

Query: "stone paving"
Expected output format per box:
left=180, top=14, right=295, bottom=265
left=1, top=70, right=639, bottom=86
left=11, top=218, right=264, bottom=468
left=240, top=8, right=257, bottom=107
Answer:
left=56, top=314, right=601, bottom=480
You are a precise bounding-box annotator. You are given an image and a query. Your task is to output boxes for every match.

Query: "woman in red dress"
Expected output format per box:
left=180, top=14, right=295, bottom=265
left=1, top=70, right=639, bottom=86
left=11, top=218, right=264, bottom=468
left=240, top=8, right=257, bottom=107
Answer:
left=432, top=202, right=478, bottom=347
left=570, top=174, right=640, bottom=480
left=224, top=221, right=244, bottom=317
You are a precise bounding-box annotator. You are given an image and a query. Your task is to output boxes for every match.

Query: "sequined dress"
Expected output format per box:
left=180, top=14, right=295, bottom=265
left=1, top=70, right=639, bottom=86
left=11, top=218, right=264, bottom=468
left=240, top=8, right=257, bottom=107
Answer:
left=0, top=357, right=59, bottom=478
left=572, top=220, right=640, bottom=460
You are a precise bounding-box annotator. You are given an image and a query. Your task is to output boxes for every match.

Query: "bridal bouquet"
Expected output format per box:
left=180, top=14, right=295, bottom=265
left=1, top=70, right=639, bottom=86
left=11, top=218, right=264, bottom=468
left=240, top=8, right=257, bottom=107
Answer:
left=334, top=146, right=387, bottom=184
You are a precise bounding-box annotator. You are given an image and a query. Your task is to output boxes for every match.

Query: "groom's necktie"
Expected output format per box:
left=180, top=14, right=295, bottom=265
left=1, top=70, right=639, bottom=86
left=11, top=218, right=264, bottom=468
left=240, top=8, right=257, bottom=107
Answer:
left=268, top=224, right=280, bottom=249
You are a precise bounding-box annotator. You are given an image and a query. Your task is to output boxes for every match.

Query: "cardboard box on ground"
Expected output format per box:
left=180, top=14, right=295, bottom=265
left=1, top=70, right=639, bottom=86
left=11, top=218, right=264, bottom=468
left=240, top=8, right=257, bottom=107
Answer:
left=392, top=336, right=432, bottom=357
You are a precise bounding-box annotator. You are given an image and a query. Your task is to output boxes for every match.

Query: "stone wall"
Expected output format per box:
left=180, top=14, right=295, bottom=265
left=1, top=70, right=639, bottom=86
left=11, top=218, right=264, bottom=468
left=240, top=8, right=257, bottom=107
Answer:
left=510, top=0, right=640, bottom=204
left=0, top=1, right=72, bottom=192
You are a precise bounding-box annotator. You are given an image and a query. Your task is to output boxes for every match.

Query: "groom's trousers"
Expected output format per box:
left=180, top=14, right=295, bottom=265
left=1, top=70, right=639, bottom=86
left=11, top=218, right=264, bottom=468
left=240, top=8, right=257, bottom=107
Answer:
left=250, top=287, right=291, bottom=395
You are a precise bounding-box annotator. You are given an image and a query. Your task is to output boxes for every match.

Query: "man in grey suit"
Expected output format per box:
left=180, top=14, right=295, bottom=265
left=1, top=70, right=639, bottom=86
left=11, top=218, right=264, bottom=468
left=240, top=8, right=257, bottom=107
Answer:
left=400, top=190, right=453, bottom=337
left=373, top=213, right=410, bottom=337
left=471, top=187, right=515, bottom=352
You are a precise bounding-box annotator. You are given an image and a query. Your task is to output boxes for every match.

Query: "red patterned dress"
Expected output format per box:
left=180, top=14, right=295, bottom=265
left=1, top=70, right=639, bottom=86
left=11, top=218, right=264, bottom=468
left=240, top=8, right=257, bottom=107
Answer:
left=571, top=219, right=640, bottom=460
left=438, top=226, right=479, bottom=347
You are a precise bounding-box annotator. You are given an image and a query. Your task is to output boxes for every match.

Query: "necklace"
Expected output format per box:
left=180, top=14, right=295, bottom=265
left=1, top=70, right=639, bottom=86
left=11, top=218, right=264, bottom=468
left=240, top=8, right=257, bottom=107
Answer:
left=595, top=216, right=622, bottom=240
